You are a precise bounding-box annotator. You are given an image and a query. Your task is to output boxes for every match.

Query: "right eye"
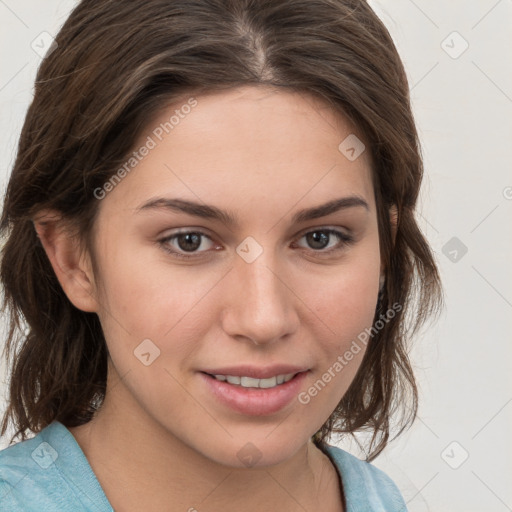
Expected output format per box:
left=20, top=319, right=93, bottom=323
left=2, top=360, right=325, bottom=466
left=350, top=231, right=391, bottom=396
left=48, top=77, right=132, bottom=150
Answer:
left=158, top=230, right=218, bottom=259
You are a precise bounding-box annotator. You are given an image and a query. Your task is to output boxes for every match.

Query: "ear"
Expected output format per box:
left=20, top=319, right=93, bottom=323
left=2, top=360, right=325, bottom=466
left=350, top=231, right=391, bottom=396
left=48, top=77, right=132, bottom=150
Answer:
left=33, top=209, right=99, bottom=313
left=379, top=204, right=398, bottom=283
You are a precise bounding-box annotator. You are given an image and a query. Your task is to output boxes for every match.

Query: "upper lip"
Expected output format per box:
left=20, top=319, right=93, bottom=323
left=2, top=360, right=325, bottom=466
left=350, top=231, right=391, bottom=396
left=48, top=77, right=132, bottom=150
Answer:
left=201, top=365, right=309, bottom=379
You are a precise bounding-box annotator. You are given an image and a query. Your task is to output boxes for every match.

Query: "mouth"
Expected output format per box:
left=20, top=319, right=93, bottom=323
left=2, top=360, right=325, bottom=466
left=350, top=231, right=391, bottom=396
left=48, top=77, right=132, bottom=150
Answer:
left=199, top=369, right=309, bottom=416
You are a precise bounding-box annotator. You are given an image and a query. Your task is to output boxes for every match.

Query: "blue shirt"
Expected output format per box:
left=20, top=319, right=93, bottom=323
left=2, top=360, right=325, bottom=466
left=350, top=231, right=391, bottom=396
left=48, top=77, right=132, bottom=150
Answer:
left=0, top=421, right=408, bottom=511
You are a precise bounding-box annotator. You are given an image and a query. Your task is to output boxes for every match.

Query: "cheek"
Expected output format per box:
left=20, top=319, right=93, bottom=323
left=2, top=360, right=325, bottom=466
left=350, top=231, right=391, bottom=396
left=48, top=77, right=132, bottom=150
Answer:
left=94, top=242, right=222, bottom=361
left=303, top=255, right=380, bottom=341
left=312, top=275, right=377, bottom=334
left=294, top=247, right=380, bottom=400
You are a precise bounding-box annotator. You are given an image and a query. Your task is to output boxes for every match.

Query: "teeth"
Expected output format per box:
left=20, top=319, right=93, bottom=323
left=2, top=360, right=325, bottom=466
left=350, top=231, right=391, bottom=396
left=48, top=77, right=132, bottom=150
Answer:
left=226, top=375, right=241, bottom=385
left=258, top=376, right=277, bottom=389
left=241, top=376, right=261, bottom=387
left=212, top=372, right=297, bottom=388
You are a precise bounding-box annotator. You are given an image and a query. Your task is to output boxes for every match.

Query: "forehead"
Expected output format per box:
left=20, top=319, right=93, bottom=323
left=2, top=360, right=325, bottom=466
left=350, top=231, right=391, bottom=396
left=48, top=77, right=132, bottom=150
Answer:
left=98, top=85, right=375, bottom=218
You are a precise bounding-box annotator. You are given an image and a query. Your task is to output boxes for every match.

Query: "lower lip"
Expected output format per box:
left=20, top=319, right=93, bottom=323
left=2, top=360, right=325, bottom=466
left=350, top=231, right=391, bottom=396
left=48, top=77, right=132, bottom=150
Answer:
left=199, top=371, right=309, bottom=416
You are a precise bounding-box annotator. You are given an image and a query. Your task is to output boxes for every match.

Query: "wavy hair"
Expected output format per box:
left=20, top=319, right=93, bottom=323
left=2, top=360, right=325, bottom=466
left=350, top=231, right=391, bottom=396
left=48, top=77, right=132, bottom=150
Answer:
left=0, top=0, right=442, bottom=461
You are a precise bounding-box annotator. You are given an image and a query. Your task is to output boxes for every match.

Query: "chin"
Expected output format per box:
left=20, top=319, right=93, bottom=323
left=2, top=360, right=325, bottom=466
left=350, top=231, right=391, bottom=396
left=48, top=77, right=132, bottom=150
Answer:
left=197, top=433, right=309, bottom=470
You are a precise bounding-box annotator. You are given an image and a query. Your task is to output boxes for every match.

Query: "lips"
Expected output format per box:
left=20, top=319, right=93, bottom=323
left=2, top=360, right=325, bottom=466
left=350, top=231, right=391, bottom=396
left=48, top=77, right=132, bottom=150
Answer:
left=199, top=365, right=310, bottom=416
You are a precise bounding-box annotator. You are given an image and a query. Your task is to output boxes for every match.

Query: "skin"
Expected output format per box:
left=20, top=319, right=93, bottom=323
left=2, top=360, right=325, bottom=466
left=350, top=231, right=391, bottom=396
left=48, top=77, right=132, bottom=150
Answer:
left=34, top=85, right=396, bottom=511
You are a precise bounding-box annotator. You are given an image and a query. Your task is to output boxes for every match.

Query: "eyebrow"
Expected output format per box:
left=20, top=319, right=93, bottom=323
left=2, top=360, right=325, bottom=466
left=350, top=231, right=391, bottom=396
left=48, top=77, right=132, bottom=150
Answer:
left=135, top=195, right=369, bottom=226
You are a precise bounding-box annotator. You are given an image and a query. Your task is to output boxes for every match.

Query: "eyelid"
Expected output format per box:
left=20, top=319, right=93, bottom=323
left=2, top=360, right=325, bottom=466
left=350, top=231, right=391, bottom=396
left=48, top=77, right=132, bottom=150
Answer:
left=294, top=224, right=352, bottom=239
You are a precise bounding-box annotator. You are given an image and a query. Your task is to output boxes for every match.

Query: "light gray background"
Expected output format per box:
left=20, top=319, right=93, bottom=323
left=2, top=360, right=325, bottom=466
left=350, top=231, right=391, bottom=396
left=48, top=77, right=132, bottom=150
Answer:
left=0, top=1, right=511, bottom=511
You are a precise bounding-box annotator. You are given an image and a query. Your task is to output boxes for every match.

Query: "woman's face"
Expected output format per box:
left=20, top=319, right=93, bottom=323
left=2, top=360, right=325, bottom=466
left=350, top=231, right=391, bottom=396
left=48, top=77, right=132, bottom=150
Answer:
left=88, top=85, right=382, bottom=467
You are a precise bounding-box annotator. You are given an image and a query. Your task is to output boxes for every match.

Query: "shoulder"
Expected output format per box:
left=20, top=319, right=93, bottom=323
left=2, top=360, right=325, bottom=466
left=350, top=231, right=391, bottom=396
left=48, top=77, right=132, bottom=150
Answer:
left=323, top=443, right=408, bottom=512
left=0, top=421, right=110, bottom=511
left=0, top=425, right=59, bottom=510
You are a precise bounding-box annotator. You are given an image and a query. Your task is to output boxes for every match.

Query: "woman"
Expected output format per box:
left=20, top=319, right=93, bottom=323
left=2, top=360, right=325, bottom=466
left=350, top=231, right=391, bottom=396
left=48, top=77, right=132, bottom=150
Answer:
left=0, top=0, right=442, bottom=510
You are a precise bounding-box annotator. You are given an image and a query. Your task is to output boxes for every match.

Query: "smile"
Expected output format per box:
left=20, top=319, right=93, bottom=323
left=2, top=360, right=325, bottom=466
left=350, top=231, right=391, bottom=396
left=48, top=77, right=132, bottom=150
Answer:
left=209, top=373, right=297, bottom=389
left=199, top=370, right=309, bottom=416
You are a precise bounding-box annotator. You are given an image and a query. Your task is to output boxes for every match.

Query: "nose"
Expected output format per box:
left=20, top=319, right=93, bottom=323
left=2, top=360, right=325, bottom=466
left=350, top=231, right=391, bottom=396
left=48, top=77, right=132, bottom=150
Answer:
left=220, top=252, right=299, bottom=346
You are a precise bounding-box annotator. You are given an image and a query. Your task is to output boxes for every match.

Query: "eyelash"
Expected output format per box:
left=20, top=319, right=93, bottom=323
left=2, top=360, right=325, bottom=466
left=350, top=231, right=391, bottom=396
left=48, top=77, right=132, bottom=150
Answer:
left=158, top=228, right=355, bottom=260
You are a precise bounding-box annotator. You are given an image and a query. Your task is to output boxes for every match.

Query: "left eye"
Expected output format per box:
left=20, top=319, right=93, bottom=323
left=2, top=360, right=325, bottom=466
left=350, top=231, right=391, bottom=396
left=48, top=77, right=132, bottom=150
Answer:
left=158, top=228, right=353, bottom=259
left=294, top=229, right=353, bottom=252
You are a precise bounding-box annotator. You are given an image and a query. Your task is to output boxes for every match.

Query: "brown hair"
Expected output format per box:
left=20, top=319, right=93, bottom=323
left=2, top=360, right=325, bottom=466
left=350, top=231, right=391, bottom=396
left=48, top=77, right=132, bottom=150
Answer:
left=0, top=0, right=442, bottom=461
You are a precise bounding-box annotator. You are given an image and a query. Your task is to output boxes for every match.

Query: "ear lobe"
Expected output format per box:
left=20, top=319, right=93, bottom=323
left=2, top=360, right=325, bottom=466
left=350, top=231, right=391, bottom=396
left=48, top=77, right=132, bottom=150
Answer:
left=33, top=209, right=98, bottom=313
